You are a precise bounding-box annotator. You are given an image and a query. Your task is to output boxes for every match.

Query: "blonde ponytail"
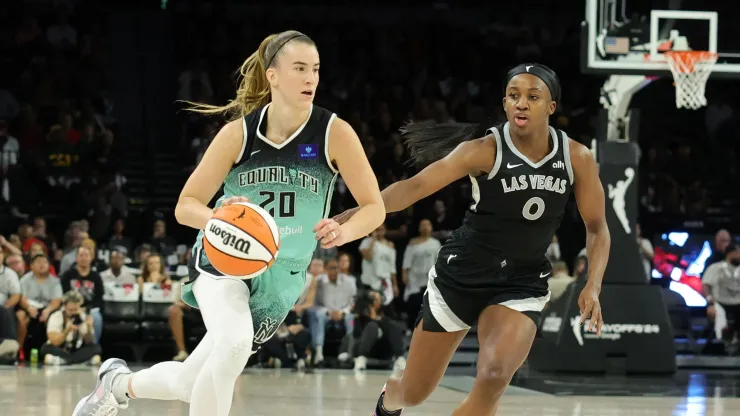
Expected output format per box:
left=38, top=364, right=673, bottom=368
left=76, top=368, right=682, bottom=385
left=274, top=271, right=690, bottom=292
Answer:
left=184, top=31, right=313, bottom=121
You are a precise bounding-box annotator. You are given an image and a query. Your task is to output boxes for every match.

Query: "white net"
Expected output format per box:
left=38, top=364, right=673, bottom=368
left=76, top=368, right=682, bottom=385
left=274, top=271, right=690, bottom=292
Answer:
left=664, top=51, right=718, bottom=110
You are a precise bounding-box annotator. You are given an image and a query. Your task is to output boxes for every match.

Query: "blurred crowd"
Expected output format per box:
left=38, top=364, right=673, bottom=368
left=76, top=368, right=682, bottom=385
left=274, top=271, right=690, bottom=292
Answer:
left=0, top=1, right=126, bottom=232
left=1, top=1, right=739, bottom=367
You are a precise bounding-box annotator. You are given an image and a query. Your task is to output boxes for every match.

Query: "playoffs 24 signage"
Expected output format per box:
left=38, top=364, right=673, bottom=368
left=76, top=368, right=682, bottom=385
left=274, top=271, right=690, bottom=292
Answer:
left=542, top=313, right=662, bottom=346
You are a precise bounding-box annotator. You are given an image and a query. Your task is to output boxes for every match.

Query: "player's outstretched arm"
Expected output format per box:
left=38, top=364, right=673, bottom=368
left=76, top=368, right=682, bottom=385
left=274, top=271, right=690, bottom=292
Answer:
left=175, top=120, right=243, bottom=230
left=571, top=139, right=611, bottom=336
left=381, top=137, right=494, bottom=213
left=324, top=118, right=385, bottom=246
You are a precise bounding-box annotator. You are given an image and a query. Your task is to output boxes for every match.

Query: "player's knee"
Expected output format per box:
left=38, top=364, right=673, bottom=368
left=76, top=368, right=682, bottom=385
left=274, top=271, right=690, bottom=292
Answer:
left=212, top=328, right=255, bottom=372
left=475, top=360, right=516, bottom=386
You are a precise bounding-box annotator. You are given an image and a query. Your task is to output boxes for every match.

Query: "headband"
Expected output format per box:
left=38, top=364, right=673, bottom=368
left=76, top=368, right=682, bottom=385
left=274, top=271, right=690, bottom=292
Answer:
left=265, top=33, right=305, bottom=68
left=505, top=64, right=561, bottom=102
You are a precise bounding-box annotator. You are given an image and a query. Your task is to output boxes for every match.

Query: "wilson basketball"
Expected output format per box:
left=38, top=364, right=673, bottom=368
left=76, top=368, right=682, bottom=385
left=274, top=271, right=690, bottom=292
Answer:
left=203, top=202, right=280, bottom=278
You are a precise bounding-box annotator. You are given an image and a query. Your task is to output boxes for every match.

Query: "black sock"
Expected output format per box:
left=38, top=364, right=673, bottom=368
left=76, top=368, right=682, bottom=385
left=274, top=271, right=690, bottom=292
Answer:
left=375, top=392, right=402, bottom=416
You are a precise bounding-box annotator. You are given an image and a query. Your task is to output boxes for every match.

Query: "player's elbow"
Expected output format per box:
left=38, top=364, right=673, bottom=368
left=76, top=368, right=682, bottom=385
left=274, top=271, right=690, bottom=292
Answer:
left=174, top=196, right=199, bottom=227
left=362, top=201, right=386, bottom=230
left=174, top=200, right=188, bottom=226
left=585, top=217, right=609, bottom=236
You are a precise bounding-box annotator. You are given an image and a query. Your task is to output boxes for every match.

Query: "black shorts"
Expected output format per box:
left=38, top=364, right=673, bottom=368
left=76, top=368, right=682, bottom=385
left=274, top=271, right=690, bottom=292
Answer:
left=415, top=238, right=551, bottom=333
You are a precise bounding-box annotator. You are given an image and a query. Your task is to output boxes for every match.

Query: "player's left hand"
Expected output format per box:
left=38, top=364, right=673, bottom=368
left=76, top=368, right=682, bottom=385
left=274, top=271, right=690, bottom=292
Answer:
left=578, top=283, right=603, bottom=336
left=314, top=218, right=345, bottom=249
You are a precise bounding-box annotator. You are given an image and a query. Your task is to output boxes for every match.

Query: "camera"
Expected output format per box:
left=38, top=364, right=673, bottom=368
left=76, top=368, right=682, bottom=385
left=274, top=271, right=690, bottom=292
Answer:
left=72, top=315, right=83, bottom=325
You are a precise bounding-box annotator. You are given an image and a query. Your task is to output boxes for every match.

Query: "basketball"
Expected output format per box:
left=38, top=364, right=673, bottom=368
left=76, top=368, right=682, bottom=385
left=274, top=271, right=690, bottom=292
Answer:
left=203, top=202, right=280, bottom=278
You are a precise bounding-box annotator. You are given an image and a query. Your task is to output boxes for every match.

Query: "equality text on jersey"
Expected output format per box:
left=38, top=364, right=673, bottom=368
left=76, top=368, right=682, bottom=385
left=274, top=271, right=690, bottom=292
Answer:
left=238, top=166, right=320, bottom=195
left=501, top=174, right=568, bottom=195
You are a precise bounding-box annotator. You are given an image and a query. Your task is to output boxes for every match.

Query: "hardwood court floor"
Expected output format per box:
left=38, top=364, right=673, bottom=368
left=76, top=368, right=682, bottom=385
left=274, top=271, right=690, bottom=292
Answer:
left=2, top=365, right=740, bottom=415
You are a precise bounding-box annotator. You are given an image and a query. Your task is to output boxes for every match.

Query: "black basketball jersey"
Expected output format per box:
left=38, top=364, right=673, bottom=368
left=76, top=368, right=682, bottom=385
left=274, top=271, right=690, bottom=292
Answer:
left=461, top=121, right=574, bottom=264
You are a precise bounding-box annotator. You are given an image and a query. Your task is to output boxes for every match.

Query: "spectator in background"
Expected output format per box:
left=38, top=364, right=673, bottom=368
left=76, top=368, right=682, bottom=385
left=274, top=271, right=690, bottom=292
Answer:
left=702, top=243, right=740, bottom=348
left=41, top=291, right=101, bottom=365
left=100, top=250, right=137, bottom=284
left=430, top=200, right=455, bottom=240
left=293, top=258, right=323, bottom=318
left=80, top=238, right=107, bottom=272
left=705, top=229, right=732, bottom=271
left=60, top=247, right=104, bottom=343
left=149, top=219, right=176, bottom=257
left=574, top=255, right=588, bottom=282
left=359, top=225, right=398, bottom=306
left=547, top=261, right=575, bottom=303
left=168, top=278, right=201, bottom=362
left=313, top=245, right=338, bottom=263
left=59, top=226, right=88, bottom=275
left=337, top=252, right=357, bottom=283
left=5, top=254, right=26, bottom=277
left=260, top=310, right=312, bottom=371
left=19, top=223, right=44, bottom=253
left=27, top=241, right=57, bottom=276
left=0, top=248, right=22, bottom=361
left=138, top=253, right=171, bottom=290
left=131, top=244, right=154, bottom=270
left=346, top=290, right=406, bottom=372
left=107, top=219, right=133, bottom=256
left=32, top=217, right=54, bottom=251
left=19, top=254, right=63, bottom=352
left=307, top=258, right=357, bottom=365
left=1, top=235, right=22, bottom=258
left=636, top=224, right=654, bottom=282
left=402, top=219, right=441, bottom=331
left=545, top=235, right=561, bottom=265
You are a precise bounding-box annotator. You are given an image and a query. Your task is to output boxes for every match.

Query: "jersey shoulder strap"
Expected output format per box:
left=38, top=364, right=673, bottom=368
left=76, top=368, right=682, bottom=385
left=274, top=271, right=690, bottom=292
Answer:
left=234, top=106, right=267, bottom=166
left=552, top=126, right=576, bottom=184
left=483, top=122, right=506, bottom=179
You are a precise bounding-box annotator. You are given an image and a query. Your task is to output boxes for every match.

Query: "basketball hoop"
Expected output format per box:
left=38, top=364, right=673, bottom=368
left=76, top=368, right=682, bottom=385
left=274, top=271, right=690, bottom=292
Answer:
left=664, top=51, right=718, bottom=110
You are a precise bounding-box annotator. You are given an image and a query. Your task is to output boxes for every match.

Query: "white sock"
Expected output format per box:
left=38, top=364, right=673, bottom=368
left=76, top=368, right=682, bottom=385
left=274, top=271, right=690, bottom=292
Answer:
left=315, top=346, right=324, bottom=360
left=111, top=373, right=132, bottom=403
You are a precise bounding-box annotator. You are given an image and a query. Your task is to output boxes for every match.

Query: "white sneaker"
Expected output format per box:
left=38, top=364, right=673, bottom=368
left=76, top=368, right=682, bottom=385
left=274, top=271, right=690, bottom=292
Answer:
left=173, top=350, right=189, bottom=362
left=73, top=358, right=132, bottom=416
left=296, top=358, right=306, bottom=371
left=314, top=349, right=324, bottom=366
left=354, top=355, right=367, bottom=371
left=393, top=356, right=407, bottom=372
left=337, top=352, right=351, bottom=362
left=0, top=339, right=19, bottom=359
left=44, top=354, right=66, bottom=366
left=89, top=355, right=102, bottom=366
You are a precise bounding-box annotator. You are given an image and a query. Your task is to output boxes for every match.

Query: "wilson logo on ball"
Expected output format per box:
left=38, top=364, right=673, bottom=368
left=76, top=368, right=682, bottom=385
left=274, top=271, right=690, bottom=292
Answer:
left=208, top=223, right=252, bottom=255
left=203, top=202, right=280, bottom=279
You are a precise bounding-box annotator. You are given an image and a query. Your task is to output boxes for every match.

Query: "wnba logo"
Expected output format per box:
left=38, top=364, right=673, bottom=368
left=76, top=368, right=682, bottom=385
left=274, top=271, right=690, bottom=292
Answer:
left=208, top=223, right=252, bottom=255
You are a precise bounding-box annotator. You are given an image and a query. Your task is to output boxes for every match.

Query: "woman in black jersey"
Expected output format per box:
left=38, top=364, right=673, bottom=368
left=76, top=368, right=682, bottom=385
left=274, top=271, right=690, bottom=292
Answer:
left=336, top=64, right=610, bottom=416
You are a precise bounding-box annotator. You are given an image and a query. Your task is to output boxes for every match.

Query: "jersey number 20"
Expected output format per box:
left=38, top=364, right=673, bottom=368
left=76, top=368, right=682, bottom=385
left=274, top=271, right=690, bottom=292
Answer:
left=258, top=191, right=295, bottom=218
left=522, top=196, right=545, bottom=221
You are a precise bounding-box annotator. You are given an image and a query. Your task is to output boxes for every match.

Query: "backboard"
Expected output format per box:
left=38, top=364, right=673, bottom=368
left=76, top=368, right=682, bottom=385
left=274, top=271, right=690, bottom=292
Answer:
left=581, top=0, right=740, bottom=79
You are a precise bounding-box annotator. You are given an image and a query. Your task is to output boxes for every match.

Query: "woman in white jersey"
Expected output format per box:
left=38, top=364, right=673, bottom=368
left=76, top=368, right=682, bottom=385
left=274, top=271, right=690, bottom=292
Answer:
left=74, top=30, right=385, bottom=416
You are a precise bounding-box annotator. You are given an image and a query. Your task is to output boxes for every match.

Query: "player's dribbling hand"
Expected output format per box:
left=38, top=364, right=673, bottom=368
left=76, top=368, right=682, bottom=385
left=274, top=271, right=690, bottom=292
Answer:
left=578, top=283, right=603, bottom=336
left=314, top=218, right=345, bottom=249
left=214, top=196, right=249, bottom=213
left=332, top=207, right=359, bottom=225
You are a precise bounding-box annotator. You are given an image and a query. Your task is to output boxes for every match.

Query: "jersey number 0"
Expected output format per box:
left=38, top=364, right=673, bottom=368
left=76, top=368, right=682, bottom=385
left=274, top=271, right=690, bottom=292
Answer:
left=522, top=196, right=545, bottom=221
left=258, top=191, right=296, bottom=218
